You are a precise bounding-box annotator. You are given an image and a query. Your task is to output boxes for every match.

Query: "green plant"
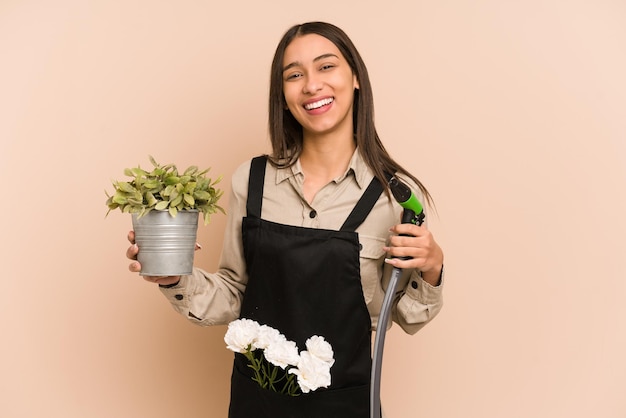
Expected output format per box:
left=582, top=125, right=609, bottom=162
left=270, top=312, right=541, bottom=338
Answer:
left=105, top=156, right=225, bottom=225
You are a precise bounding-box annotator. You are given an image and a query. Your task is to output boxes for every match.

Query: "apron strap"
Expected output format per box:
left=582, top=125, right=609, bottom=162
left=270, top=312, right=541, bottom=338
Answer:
left=246, top=156, right=267, bottom=218
left=340, top=175, right=385, bottom=232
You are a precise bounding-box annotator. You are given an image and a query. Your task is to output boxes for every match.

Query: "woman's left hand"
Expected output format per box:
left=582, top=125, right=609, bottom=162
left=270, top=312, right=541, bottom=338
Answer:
left=383, top=223, right=444, bottom=286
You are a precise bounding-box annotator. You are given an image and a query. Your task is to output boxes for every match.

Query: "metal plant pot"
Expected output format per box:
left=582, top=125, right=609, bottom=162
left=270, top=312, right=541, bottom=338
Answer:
left=131, top=210, right=199, bottom=276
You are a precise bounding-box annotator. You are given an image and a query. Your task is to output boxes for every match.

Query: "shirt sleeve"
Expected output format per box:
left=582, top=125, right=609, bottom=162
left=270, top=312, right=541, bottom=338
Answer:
left=158, top=161, right=251, bottom=326
left=391, top=266, right=444, bottom=335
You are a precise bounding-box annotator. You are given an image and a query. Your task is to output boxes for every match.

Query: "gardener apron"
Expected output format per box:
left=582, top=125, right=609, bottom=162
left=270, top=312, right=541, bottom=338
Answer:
left=228, top=156, right=384, bottom=418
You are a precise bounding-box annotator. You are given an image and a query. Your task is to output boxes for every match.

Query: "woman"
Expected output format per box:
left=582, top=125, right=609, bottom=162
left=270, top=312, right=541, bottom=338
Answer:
left=127, top=21, right=444, bottom=417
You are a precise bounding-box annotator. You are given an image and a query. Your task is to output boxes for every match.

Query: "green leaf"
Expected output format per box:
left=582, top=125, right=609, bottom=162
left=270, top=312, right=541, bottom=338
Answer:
left=116, top=182, right=136, bottom=194
left=155, top=201, right=169, bottom=211
left=183, top=193, right=195, bottom=206
left=162, top=164, right=175, bottom=173
left=162, top=185, right=174, bottom=197
left=193, top=190, right=212, bottom=201
left=184, top=166, right=198, bottom=176
left=131, top=167, right=147, bottom=177
left=170, top=194, right=183, bottom=208
left=184, top=182, right=197, bottom=193
left=145, top=192, right=157, bottom=207
left=164, top=175, right=180, bottom=185
left=143, top=179, right=160, bottom=189
left=168, top=206, right=178, bottom=217
left=112, top=195, right=128, bottom=205
left=127, top=197, right=143, bottom=206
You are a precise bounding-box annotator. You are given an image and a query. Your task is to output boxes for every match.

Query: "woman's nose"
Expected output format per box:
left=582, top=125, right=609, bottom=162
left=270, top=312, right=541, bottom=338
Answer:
left=303, top=74, right=323, bottom=94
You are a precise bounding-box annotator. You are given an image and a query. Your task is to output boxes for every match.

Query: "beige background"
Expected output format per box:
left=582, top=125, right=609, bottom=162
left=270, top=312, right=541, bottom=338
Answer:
left=1, top=0, right=625, bottom=417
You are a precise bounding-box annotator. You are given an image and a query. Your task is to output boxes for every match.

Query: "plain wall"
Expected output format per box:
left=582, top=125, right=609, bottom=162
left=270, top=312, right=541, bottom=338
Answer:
left=1, top=1, right=625, bottom=417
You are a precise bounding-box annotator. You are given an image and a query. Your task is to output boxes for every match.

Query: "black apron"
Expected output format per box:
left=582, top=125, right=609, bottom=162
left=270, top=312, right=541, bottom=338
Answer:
left=228, top=156, right=383, bottom=418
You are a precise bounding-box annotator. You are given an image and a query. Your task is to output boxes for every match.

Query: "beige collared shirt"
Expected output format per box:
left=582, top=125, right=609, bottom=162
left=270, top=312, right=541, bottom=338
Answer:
left=160, top=150, right=443, bottom=334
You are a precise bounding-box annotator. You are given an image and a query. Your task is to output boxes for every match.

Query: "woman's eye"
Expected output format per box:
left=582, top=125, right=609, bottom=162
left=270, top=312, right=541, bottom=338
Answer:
left=320, top=64, right=335, bottom=71
left=285, top=72, right=302, bottom=80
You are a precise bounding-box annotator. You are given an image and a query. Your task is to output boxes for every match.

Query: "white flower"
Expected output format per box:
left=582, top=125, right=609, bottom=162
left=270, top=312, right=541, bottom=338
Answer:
left=223, top=320, right=336, bottom=396
left=224, top=318, right=261, bottom=353
left=264, top=338, right=300, bottom=369
left=288, top=351, right=332, bottom=393
left=253, top=324, right=285, bottom=351
left=305, top=336, right=335, bottom=367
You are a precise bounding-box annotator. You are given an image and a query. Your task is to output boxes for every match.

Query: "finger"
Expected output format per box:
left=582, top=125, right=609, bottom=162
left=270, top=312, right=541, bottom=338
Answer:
left=390, top=223, right=427, bottom=237
left=129, top=260, right=141, bottom=273
left=126, top=243, right=139, bottom=260
left=146, top=275, right=180, bottom=286
left=143, top=275, right=167, bottom=283
left=387, top=234, right=430, bottom=250
left=385, top=257, right=428, bottom=271
left=127, top=230, right=136, bottom=244
left=384, top=245, right=427, bottom=260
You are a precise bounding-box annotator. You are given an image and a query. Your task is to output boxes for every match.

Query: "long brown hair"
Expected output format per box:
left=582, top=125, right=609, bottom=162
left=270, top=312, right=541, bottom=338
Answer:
left=268, top=21, right=432, bottom=205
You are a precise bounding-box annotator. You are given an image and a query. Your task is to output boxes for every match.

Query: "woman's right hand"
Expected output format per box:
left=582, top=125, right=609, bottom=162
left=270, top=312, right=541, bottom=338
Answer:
left=126, top=231, right=181, bottom=286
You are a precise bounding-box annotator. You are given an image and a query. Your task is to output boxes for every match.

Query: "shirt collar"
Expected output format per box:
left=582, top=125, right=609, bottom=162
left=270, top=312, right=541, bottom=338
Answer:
left=274, top=148, right=370, bottom=189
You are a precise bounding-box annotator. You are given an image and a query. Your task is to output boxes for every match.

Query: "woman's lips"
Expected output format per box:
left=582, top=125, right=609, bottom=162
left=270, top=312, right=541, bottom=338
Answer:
left=303, top=97, right=334, bottom=111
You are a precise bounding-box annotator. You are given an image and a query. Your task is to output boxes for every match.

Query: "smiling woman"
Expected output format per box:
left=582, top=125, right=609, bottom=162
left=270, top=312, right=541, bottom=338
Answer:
left=281, top=34, right=361, bottom=201
left=282, top=36, right=359, bottom=145
left=125, top=21, right=444, bottom=418
left=4, top=1, right=625, bottom=417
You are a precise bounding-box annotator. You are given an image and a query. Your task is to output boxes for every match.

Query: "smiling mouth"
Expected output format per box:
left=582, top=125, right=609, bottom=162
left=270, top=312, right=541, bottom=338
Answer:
left=304, top=97, right=334, bottom=110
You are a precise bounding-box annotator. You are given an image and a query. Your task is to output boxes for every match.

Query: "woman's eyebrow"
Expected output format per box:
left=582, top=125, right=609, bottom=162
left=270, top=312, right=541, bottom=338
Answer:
left=282, top=53, right=340, bottom=72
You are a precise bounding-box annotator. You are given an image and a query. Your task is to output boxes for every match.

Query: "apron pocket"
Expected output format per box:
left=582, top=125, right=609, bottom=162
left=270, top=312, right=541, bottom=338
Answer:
left=229, top=364, right=369, bottom=418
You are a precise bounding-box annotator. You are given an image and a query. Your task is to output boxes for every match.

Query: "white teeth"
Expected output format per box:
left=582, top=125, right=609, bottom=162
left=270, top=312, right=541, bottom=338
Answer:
left=304, top=97, right=334, bottom=110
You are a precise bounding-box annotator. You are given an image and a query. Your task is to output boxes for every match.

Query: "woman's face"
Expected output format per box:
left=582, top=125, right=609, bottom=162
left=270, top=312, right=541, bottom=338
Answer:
left=282, top=34, right=359, bottom=140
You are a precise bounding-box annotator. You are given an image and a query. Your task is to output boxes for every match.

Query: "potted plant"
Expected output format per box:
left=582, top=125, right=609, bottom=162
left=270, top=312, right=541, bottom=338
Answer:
left=105, top=156, right=224, bottom=276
